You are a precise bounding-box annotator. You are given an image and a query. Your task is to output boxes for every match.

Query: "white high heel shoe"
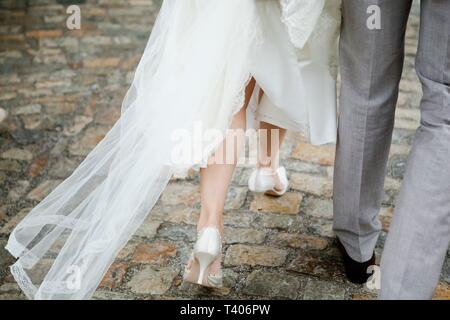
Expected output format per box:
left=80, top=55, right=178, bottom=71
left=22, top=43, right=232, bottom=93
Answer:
left=183, top=227, right=222, bottom=288
left=248, top=166, right=288, bottom=196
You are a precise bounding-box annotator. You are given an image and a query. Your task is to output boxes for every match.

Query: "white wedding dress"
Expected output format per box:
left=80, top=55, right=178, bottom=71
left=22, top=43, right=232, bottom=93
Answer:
left=6, top=0, right=341, bottom=299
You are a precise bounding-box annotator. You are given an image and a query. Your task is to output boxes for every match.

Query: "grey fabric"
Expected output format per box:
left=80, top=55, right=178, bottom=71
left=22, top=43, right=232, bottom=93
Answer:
left=334, top=0, right=413, bottom=262
left=334, top=0, right=450, bottom=299
left=380, top=0, right=450, bottom=299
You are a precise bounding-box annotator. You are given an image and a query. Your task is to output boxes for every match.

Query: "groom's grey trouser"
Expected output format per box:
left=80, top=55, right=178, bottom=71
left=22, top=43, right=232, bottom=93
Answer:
left=333, top=0, right=450, bottom=299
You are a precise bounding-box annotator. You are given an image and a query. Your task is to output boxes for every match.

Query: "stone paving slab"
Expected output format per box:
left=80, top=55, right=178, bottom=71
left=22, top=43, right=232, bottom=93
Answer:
left=0, top=0, right=449, bottom=300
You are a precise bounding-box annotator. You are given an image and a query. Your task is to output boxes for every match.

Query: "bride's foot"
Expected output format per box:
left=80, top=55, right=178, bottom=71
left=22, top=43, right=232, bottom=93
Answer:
left=248, top=166, right=288, bottom=196
left=183, top=227, right=223, bottom=288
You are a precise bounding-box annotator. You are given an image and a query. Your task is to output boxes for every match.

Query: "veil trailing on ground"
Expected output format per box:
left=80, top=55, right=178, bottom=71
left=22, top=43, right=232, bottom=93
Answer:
left=6, top=0, right=332, bottom=299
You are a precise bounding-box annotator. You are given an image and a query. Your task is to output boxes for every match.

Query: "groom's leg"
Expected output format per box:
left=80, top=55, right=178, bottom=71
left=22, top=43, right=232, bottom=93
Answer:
left=334, top=0, right=413, bottom=262
left=380, top=0, right=450, bottom=299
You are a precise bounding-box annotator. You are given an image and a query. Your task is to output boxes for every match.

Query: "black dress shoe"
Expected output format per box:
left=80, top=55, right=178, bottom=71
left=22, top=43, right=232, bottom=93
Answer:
left=336, top=237, right=376, bottom=284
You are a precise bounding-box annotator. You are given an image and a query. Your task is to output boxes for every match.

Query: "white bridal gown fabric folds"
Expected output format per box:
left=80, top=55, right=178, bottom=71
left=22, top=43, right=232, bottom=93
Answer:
left=251, top=0, right=340, bottom=144
left=6, top=0, right=341, bottom=299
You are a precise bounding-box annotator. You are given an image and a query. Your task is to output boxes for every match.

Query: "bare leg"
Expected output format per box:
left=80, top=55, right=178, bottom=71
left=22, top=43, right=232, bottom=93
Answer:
left=196, top=108, right=246, bottom=232
left=257, top=121, right=287, bottom=170
left=184, top=79, right=256, bottom=281
left=197, top=78, right=255, bottom=232
left=257, top=119, right=287, bottom=191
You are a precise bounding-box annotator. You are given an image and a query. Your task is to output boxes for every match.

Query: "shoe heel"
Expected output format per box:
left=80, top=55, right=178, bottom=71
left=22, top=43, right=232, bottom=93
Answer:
left=188, top=227, right=221, bottom=287
left=195, top=252, right=216, bottom=285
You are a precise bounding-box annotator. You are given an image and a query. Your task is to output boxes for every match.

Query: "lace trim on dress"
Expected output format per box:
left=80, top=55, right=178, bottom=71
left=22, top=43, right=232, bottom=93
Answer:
left=280, top=0, right=341, bottom=79
left=308, top=0, right=341, bottom=79
left=279, top=0, right=325, bottom=49
left=10, top=263, right=37, bottom=300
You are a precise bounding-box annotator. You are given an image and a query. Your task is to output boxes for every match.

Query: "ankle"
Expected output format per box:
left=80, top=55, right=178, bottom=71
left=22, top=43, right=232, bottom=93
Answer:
left=197, top=213, right=223, bottom=233
left=258, top=160, right=280, bottom=171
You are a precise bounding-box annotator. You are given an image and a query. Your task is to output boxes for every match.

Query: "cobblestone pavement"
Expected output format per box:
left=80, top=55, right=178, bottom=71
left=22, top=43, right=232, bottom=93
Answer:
left=1, top=0, right=449, bottom=300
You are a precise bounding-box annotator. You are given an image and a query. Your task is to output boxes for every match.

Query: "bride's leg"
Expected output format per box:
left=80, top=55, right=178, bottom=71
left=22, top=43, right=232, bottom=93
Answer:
left=257, top=121, right=287, bottom=171
left=184, top=79, right=255, bottom=287
left=256, top=116, right=287, bottom=192
left=253, top=90, right=287, bottom=191
left=197, top=78, right=255, bottom=232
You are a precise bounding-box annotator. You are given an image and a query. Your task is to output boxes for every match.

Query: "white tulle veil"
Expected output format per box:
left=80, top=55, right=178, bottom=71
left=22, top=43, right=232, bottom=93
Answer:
left=5, top=0, right=335, bottom=299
